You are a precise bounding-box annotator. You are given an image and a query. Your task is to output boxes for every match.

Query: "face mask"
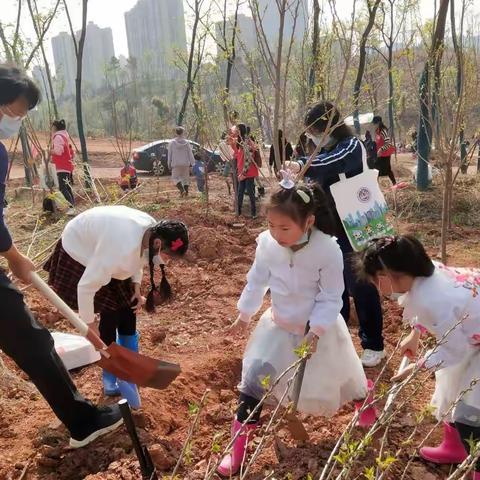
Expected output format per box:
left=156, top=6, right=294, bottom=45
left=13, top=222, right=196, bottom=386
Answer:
left=153, top=254, right=165, bottom=266
left=0, top=113, right=23, bottom=139
left=295, top=230, right=310, bottom=245
left=306, top=132, right=333, bottom=147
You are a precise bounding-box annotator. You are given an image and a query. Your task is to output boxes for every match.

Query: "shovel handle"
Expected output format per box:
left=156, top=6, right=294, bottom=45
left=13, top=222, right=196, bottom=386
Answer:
left=291, top=322, right=311, bottom=411
left=30, top=272, right=108, bottom=352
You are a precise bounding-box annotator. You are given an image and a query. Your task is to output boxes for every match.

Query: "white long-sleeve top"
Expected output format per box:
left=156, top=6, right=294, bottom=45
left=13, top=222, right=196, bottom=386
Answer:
left=62, top=206, right=157, bottom=324
left=237, top=228, right=345, bottom=337
left=400, top=262, right=480, bottom=370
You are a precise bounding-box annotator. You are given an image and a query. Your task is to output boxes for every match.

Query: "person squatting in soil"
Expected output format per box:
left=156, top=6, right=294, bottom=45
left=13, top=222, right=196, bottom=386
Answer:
left=357, top=235, right=480, bottom=479
left=232, top=123, right=259, bottom=219
left=287, top=101, right=386, bottom=368
left=44, top=205, right=189, bottom=408
left=217, top=176, right=376, bottom=477
left=0, top=64, right=125, bottom=449
left=168, top=126, right=195, bottom=197
left=50, top=119, right=76, bottom=216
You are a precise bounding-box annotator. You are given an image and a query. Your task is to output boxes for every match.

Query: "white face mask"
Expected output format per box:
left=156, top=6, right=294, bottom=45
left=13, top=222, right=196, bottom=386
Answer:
left=306, top=132, right=332, bottom=147
left=152, top=254, right=165, bottom=266
left=295, top=230, right=310, bottom=245
left=0, top=113, right=23, bottom=139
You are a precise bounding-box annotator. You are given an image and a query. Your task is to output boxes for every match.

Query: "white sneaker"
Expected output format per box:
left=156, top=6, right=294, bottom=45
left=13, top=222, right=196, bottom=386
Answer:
left=66, top=207, right=76, bottom=216
left=361, top=349, right=385, bottom=367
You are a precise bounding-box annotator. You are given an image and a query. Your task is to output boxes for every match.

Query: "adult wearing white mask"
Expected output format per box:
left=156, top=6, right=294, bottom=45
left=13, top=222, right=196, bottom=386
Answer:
left=0, top=64, right=124, bottom=448
left=44, top=206, right=189, bottom=405
left=287, top=101, right=386, bottom=368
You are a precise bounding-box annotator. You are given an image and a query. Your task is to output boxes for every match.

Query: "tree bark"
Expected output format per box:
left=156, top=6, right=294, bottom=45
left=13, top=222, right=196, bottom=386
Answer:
left=416, top=0, right=449, bottom=191
left=308, top=0, right=320, bottom=98
left=353, top=0, right=381, bottom=134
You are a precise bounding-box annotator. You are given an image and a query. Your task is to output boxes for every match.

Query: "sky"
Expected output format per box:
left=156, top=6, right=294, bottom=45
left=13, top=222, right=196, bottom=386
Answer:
left=1, top=0, right=480, bottom=74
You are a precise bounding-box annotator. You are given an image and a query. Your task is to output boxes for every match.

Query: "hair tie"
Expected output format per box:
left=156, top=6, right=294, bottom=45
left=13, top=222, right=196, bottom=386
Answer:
left=279, top=169, right=295, bottom=189
left=171, top=238, right=184, bottom=252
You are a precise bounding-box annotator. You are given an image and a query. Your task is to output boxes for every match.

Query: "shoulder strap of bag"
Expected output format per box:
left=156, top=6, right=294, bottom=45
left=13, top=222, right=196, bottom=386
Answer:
left=338, top=138, right=368, bottom=181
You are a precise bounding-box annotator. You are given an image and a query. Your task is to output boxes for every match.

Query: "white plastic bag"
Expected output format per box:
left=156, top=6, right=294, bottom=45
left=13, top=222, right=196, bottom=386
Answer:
left=51, top=331, right=100, bottom=370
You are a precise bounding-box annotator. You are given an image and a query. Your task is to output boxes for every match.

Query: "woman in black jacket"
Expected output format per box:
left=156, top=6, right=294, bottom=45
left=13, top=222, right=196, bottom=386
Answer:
left=269, top=129, right=293, bottom=175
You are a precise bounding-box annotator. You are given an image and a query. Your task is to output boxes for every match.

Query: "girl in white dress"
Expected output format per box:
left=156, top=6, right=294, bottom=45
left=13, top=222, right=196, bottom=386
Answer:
left=217, top=175, right=373, bottom=477
left=357, top=235, right=480, bottom=479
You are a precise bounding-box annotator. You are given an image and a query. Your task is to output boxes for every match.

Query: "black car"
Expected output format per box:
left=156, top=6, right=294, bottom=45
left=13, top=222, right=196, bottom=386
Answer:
left=131, top=139, right=224, bottom=176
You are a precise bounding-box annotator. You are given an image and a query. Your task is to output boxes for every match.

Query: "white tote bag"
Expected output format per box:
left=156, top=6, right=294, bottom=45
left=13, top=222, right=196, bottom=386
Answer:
left=330, top=142, right=394, bottom=251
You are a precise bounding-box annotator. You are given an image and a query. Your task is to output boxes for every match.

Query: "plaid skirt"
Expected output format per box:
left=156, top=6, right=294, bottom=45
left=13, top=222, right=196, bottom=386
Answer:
left=44, top=240, right=133, bottom=313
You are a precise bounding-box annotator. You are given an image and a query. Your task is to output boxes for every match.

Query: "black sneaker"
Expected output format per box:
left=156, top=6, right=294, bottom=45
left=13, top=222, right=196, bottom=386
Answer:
left=69, top=405, right=123, bottom=448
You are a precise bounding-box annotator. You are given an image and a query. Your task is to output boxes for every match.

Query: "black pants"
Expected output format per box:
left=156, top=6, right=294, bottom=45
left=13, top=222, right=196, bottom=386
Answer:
left=237, top=393, right=262, bottom=424
left=99, top=307, right=136, bottom=346
left=337, top=232, right=384, bottom=351
left=455, top=422, right=480, bottom=471
left=237, top=178, right=256, bottom=217
left=57, top=172, right=75, bottom=207
left=375, top=156, right=396, bottom=185
left=0, top=272, right=97, bottom=436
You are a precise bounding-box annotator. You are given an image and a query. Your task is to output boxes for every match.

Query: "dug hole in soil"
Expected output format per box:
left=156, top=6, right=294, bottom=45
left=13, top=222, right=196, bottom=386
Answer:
left=0, top=175, right=476, bottom=480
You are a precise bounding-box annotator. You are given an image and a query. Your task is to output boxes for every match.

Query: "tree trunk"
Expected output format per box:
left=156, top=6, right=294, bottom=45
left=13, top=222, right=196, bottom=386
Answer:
left=75, top=0, right=91, bottom=186
left=308, top=0, right=320, bottom=98
left=222, top=1, right=240, bottom=125
left=177, top=0, right=201, bottom=126
left=353, top=0, right=381, bottom=134
left=416, top=0, right=449, bottom=191
left=441, top=157, right=452, bottom=263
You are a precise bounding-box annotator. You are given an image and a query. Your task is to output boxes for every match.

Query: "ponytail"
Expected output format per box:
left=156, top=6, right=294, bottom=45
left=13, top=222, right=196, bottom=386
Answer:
left=144, top=219, right=189, bottom=313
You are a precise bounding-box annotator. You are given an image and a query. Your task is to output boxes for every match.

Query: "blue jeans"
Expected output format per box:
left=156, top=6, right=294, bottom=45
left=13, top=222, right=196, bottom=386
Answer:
left=237, top=178, right=256, bottom=217
left=337, top=232, right=384, bottom=351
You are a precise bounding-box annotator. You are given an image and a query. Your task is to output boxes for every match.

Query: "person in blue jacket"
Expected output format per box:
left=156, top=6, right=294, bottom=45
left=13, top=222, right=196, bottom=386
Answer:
left=288, top=101, right=385, bottom=367
left=0, top=64, right=123, bottom=448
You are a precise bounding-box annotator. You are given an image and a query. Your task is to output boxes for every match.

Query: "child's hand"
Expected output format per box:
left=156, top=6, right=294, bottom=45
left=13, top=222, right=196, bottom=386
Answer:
left=303, top=331, right=319, bottom=356
left=390, top=363, right=416, bottom=382
left=131, top=283, right=146, bottom=313
left=229, top=316, right=249, bottom=335
left=400, top=329, right=421, bottom=359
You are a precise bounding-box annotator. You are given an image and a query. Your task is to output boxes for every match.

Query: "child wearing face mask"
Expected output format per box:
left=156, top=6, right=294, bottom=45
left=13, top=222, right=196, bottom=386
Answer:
left=287, top=101, right=386, bottom=369
left=217, top=174, right=374, bottom=477
left=44, top=206, right=189, bottom=406
left=357, top=235, right=480, bottom=479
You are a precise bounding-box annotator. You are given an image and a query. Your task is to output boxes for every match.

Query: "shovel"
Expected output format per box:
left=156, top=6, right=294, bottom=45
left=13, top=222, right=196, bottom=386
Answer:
left=383, top=356, right=409, bottom=413
left=284, top=323, right=311, bottom=442
left=119, top=399, right=158, bottom=480
left=31, top=272, right=181, bottom=390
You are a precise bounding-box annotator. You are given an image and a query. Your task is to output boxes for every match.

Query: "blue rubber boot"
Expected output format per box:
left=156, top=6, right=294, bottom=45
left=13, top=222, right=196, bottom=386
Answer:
left=102, top=370, right=121, bottom=396
left=117, top=332, right=141, bottom=409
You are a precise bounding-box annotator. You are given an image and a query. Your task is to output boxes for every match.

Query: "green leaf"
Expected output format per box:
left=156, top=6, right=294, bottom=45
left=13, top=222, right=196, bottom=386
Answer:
left=188, top=402, right=199, bottom=416
left=363, top=466, right=375, bottom=480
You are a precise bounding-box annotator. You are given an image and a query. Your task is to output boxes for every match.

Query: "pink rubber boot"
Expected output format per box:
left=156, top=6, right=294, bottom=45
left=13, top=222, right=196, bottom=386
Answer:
left=420, top=423, right=468, bottom=464
left=217, top=419, right=257, bottom=477
left=355, top=379, right=377, bottom=428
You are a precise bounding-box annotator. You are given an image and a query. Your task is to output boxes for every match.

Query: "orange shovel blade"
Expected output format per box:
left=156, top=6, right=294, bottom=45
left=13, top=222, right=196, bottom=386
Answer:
left=98, top=343, right=181, bottom=389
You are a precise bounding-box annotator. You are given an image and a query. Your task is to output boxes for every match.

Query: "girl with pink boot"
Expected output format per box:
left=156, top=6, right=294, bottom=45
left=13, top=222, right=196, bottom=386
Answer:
left=357, top=235, right=480, bottom=479
left=218, top=175, right=375, bottom=477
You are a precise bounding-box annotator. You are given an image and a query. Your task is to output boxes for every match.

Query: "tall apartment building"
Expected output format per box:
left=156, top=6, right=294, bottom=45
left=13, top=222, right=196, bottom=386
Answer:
left=255, top=0, right=309, bottom=46
left=82, top=22, right=115, bottom=91
left=51, top=31, right=76, bottom=97
left=51, top=23, right=114, bottom=97
left=125, top=0, right=187, bottom=78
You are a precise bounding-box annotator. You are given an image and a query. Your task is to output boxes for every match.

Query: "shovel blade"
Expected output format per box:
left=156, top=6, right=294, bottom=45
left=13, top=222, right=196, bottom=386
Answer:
left=98, top=343, right=181, bottom=390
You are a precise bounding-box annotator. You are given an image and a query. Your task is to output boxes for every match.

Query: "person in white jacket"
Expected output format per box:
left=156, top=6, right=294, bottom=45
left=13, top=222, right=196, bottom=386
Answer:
left=44, top=206, right=189, bottom=405
left=217, top=173, right=373, bottom=477
left=357, top=235, right=480, bottom=480
left=168, top=126, right=195, bottom=197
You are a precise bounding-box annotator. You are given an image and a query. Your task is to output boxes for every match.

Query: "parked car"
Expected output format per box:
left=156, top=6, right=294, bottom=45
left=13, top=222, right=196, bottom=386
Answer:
left=131, top=139, right=224, bottom=176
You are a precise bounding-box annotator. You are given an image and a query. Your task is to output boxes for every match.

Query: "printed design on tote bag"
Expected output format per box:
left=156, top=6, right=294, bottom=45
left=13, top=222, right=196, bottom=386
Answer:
left=357, top=187, right=371, bottom=203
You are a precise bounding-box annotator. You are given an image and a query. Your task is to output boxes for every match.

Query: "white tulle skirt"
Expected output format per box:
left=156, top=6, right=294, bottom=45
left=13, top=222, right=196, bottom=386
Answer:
left=238, top=309, right=368, bottom=416
left=432, top=348, right=480, bottom=426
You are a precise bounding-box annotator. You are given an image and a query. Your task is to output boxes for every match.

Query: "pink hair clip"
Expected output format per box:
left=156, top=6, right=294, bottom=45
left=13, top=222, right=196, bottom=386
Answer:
left=171, top=238, right=184, bottom=252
